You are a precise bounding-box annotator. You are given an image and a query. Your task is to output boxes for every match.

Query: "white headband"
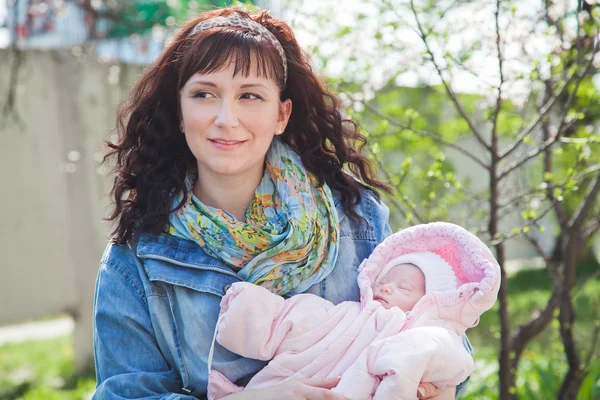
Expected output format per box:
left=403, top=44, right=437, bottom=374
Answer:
left=191, top=14, right=287, bottom=87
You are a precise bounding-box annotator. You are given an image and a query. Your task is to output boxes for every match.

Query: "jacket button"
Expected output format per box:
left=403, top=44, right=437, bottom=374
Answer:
left=223, top=284, right=232, bottom=293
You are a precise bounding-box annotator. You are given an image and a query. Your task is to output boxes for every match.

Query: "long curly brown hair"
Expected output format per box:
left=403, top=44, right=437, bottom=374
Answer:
left=105, top=7, right=389, bottom=244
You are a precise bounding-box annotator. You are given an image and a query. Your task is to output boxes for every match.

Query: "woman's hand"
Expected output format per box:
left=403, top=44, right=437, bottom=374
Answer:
left=417, top=383, right=455, bottom=400
left=222, top=377, right=350, bottom=400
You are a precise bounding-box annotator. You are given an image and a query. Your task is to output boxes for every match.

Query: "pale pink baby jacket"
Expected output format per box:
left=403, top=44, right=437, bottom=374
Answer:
left=207, top=222, right=501, bottom=399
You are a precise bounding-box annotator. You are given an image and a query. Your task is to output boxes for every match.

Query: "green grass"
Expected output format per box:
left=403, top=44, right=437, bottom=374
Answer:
left=0, top=336, right=95, bottom=400
left=462, top=257, right=600, bottom=399
left=468, top=257, right=600, bottom=353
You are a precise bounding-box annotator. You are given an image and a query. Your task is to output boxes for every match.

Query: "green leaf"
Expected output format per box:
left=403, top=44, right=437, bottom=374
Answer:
left=335, top=26, right=352, bottom=38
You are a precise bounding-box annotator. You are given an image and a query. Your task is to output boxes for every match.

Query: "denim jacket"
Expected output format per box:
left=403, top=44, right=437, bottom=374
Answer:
left=93, top=189, right=471, bottom=399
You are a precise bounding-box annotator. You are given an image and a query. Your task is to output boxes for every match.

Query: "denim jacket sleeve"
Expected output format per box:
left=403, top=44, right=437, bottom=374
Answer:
left=93, top=245, right=198, bottom=400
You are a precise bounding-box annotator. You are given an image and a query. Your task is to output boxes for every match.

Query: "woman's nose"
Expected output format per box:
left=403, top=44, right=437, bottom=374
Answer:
left=214, top=98, right=240, bottom=130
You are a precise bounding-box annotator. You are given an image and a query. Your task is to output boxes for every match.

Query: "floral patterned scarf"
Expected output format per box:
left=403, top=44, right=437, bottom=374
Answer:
left=168, top=138, right=340, bottom=295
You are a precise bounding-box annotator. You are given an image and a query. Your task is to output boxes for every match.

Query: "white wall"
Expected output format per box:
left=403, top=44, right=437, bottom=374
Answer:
left=0, top=48, right=144, bottom=370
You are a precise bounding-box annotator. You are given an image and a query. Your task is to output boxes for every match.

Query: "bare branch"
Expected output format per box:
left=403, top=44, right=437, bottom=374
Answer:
left=583, top=318, right=600, bottom=370
left=496, top=111, right=582, bottom=182
left=511, top=287, right=562, bottom=367
left=523, top=233, right=551, bottom=265
left=490, top=0, right=505, bottom=141
left=541, top=104, right=570, bottom=231
left=359, top=100, right=490, bottom=169
left=495, top=159, right=596, bottom=210
left=443, top=53, right=497, bottom=89
left=490, top=199, right=558, bottom=245
left=498, top=188, right=546, bottom=210
left=500, top=40, right=599, bottom=161
left=523, top=232, right=559, bottom=280
left=500, top=75, right=570, bottom=161
left=568, top=172, right=600, bottom=230
left=409, top=0, right=491, bottom=151
left=369, top=154, right=422, bottom=223
left=559, top=296, right=580, bottom=382
left=498, top=137, right=561, bottom=181
left=583, top=216, right=600, bottom=239
left=560, top=137, right=600, bottom=143
left=554, top=42, right=600, bottom=138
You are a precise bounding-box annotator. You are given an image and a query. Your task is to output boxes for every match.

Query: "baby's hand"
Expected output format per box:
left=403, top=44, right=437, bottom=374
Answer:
left=417, top=383, right=455, bottom=400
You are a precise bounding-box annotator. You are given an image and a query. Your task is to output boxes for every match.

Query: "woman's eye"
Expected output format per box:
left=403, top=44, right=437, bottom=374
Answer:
left=240, top=93, right=263, bottom=100
left=192, top=91, right=214, bottom=99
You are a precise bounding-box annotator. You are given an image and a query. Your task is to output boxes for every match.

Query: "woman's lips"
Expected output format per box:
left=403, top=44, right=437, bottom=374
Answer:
left=209, top=139, right=246, bottom=150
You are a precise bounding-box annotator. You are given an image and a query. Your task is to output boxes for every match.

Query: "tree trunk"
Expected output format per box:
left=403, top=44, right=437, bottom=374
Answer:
left=497, top=245, right=518, bottom=400
left=558, top=363, right=585, bottom=399
left=557, top=234, right=584, bottom=398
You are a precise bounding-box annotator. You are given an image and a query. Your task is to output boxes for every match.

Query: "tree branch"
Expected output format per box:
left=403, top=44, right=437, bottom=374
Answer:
left=500, top=40, right=598, bottom=161
left=409, top=0, right=491, bottom=151
left=523, top=232, right=559, bottom=280
left=370, top=154, right=419, bottom=223
left=541, top=100, right=570, bottom=231
left=554, top=41, right=600, bottom=139
left=499, top=74, right=571, bottom=161
left=498, top=188, right=546, bottom=210
left=490, top=199, right=558, bottom=245
left=568, top=172, right=600, bottom=230
left=583, top=215, right=600, bottom=239
left=491, top=0, right=505, bottom=142
left=559, top=290, right=581, bottom=386
left=360, top=100, right=490, bottom=169
left=511, top=285, right=562, bottom=370
left=498, top=134, right=562, bottom=181
left=583, top=314, right=600, bottom=370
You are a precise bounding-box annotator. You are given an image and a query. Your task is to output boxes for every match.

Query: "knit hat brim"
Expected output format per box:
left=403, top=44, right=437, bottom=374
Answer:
left=375, top=251, right=457, bottom=294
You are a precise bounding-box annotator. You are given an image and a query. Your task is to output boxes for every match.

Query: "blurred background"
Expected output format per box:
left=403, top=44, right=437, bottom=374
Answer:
left=0, top=0, right=599, bottom=399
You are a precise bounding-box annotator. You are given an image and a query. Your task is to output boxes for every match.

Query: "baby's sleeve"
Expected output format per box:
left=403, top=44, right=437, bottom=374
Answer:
left=334, top=326, right=474, bottom=400
left=216, top=282, right=333, bottom=360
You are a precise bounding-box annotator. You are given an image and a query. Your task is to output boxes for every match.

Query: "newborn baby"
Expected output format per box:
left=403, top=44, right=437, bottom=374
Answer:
left=207, top=222, right=501, bottom=400
left=373, top=262, right=425, bottom=311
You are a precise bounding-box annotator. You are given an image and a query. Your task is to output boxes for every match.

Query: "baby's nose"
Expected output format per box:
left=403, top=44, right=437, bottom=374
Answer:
left=380, top=285, right=392, bottom=294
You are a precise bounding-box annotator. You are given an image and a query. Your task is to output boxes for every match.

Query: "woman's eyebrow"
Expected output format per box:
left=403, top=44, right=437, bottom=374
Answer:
left=188, top=80, right=217, bottom=87
left=240, top=83, right=268, bottom=90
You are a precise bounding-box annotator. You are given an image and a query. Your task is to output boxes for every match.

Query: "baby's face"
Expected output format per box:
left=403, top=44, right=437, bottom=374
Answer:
left=373, top=263, right=426, bottom=311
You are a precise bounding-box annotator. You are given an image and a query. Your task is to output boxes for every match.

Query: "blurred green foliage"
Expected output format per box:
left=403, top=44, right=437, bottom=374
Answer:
left=98, top=0, right=257, bottom=38
left=0, top=336, right=95, bottom=399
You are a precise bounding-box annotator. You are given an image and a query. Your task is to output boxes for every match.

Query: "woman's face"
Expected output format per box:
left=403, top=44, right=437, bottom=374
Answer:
left=180, top=58, right=291, bottom=182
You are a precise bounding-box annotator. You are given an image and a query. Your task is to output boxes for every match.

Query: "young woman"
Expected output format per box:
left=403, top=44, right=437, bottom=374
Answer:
left=93, top=7, right=469, bottom=399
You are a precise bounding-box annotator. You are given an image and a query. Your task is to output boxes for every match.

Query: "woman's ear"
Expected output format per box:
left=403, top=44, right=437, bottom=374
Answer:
left=277, top=99, right=292, bottom=134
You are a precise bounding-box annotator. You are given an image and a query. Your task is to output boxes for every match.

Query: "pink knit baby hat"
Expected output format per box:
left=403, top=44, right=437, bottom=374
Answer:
left=375, top=252, right=458, bottom=294
left=358, top=222, right=501, bottom=333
